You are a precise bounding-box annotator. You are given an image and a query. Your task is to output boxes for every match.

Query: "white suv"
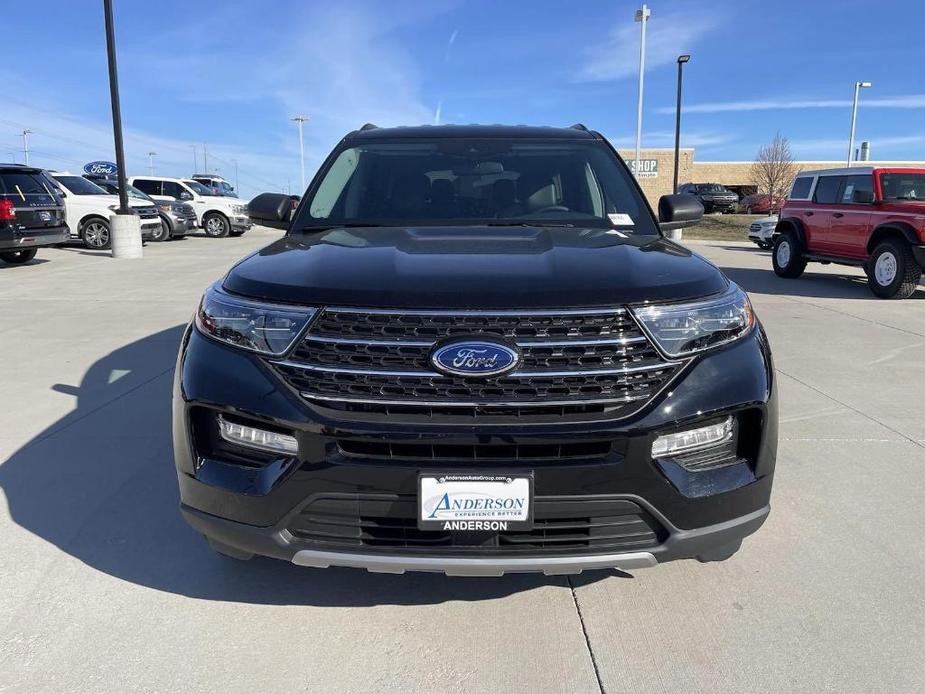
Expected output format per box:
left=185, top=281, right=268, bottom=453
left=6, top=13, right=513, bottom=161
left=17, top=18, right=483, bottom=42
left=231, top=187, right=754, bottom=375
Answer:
left=128, top=176, right=251, bottom=237
left=47, top=172, right=161, bottom=249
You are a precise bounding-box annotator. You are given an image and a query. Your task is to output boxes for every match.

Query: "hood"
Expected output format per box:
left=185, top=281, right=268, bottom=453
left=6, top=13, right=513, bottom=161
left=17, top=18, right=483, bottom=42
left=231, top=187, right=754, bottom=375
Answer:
left=223, top=226, right=728, bottom=309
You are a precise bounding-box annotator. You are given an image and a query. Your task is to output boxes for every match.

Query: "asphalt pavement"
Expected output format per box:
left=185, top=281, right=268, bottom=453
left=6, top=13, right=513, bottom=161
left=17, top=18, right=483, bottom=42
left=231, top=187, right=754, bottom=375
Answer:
left=1, top=230, right=923, bottom=693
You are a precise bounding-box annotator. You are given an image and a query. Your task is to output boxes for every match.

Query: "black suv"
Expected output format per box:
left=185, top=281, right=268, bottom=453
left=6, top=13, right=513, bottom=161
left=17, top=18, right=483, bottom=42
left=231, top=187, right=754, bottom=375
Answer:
left=175, top=125, right=776, bottom=576
left=0, top=164, right=69, bottom=264
left=679, top=182, right=739, bottom=214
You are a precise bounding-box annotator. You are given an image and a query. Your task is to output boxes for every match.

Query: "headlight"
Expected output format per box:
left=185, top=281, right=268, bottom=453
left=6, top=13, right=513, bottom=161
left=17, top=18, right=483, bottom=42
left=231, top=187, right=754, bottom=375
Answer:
left=631, top=285, right=755, bottom=357
left=194, top=283, right=316, bottom=355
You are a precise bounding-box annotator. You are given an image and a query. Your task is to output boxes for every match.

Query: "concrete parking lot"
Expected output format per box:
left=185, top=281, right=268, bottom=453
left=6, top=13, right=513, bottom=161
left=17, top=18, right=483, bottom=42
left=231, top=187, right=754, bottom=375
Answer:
left=1, top=229, right=923, bottom=693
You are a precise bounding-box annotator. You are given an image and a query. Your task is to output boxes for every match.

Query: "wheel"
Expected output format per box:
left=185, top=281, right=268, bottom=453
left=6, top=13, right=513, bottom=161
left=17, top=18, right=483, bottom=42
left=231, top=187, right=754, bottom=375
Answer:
left=696, top=540, right=742, bottom=563
left=203, top=213, right=230, bottom=238
left=772, top=231, right=807, bottom=278
left=0, top=248, right=38, bottom=264
left=206, top=536, right=254, bottom=561
left=745, top=206, right=753, bottom=215
left=151, top=218, right=172, bottom=242
left=866, top=239, right=921, bottom=299
left=81, top=218, right=111, bottom=250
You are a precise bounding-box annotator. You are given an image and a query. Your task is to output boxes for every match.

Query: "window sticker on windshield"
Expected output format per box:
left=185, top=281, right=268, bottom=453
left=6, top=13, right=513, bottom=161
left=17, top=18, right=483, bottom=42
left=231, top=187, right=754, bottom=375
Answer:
left=608, top=213, right=633, bottom=226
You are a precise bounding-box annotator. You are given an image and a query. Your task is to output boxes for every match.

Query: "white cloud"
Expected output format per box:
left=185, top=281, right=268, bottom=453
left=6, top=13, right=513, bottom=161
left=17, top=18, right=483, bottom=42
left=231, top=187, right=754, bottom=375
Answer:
left=576, top=10, right=715, bottom=82
left=1, top=4, right=442, bottom=198
left=657, top=95, right=925, bottom=115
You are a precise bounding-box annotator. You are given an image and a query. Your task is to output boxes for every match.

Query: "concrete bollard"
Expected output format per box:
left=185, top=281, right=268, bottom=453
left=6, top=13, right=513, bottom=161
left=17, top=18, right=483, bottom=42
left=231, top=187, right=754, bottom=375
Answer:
left=110, top=213, right=143, bottom=259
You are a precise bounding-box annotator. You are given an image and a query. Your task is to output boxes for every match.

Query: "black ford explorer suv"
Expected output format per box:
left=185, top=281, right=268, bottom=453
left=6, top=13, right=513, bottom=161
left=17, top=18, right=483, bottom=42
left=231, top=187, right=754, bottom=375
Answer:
left=175, top=124, right=777, bottom=576
left=0, top=164, right=69, bottom=264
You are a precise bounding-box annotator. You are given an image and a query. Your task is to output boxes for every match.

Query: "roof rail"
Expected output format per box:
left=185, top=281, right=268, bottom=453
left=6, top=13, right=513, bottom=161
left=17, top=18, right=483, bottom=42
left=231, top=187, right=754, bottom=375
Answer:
left=569, top=123, right=589, bottom=132
left=359, top=123, right=379, bottom=131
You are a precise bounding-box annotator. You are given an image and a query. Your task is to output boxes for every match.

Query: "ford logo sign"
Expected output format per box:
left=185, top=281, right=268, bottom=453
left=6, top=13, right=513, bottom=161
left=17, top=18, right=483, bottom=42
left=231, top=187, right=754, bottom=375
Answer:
left=431, top=340, right=519, bottom=377
left=83, top=161, right=118, bottom=176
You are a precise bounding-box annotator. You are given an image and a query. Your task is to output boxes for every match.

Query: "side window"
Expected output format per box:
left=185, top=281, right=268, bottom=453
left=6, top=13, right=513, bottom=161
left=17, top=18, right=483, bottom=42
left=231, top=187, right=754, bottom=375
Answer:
left=133, top=179, right=161, bottom=196
left=840, top=175, right=873, bottom=204
left=790, top=177, right=813, bottom=199
left=813, top=176, right=842, bottom=204
left=162, top=181, right=183, bottom=198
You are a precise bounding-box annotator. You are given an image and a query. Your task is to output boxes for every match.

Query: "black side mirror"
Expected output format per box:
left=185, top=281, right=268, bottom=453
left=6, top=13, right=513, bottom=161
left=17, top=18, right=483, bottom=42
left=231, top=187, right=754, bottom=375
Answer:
left=852, top=189, right=874, bottom=204
left=658, top=193, right=703, bottom=231
left=247, top=192, right=294, bottom=230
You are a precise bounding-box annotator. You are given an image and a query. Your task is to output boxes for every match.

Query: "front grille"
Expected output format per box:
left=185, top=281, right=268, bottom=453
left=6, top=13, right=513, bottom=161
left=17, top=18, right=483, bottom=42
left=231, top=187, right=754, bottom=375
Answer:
left=286, top=495, right=666, bottom=553
left=269, top=307, right=683, bottom=420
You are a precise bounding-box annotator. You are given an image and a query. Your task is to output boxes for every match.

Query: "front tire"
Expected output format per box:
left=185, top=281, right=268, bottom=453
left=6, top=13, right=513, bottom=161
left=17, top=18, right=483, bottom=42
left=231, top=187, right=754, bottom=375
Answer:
left=772, top=231, right=807, bottom=278
left=151, top=218, right=172, bottom=242
left=866, top=240, right=921, bottom=299
left=203, top=213, right=230, bottom=238
left=81, top=218, right=111, bottom=250
left=0, top=248, right=38, bottom=264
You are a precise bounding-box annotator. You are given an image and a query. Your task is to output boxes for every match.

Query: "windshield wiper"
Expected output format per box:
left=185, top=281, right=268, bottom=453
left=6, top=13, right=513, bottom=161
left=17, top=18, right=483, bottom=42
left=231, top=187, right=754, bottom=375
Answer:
left=483, top=221, right=576, bottom=228
left=299, top=222, right=389, bottom=232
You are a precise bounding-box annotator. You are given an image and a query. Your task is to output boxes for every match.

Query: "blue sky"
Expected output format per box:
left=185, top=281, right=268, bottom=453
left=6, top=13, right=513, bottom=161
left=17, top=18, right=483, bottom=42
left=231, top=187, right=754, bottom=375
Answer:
left=4, top=0, right=925, bottom=198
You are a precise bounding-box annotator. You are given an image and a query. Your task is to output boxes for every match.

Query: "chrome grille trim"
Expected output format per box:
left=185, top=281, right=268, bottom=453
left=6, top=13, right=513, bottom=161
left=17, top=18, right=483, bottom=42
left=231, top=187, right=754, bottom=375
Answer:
left=302, top=334, right=649, bottom=347
left=271, top=359, right=680, bottom=378
left=322, top=306, right=627, bottom=317
left=298, top=392, right=652, bottom=408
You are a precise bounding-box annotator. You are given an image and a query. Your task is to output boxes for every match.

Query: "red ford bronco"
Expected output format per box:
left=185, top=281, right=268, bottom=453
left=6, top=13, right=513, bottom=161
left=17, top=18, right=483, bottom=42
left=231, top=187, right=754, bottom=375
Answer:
left=772, top=167, right=925, bottom=299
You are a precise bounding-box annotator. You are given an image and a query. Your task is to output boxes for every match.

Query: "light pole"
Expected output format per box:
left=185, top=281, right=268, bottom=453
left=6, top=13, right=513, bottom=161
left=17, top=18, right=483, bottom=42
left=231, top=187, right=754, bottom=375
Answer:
left=232, top=158, right=239, bottom=194
left=191, top=144, right=198, bottom=174
left=633, top=4, right=651, bottom=179
left=291, top=115, right=308, bottom=192
left=673, top=55, right=690, bottom=195
left=847, top=81, right=872, bottom=167
left=103, top=0, right=142, bottom=258
left=147, top=151, right=157, bottom=174
left=22, top=129, right=32, bottom=166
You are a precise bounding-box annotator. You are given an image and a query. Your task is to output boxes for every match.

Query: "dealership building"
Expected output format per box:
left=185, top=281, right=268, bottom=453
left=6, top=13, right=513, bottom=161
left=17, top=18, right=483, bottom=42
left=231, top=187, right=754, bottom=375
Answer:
left=617, top=148, right=925, bottom=205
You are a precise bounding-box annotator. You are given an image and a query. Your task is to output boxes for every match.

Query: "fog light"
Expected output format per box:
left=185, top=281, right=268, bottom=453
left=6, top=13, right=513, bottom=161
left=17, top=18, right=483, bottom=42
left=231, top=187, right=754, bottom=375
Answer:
left=218, top=415, right=298, bottom=455
left=652, top=416, right=733, bottom=458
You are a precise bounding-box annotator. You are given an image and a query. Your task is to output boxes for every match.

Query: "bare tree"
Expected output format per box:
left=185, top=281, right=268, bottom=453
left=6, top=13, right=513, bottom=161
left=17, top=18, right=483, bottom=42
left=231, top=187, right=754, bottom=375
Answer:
left=750, top=133, right=797, bottom=214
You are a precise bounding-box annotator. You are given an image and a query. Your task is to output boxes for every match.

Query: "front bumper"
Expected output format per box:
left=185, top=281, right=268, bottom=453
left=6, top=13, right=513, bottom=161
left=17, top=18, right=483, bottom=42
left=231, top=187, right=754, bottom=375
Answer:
left=0, top=224, right=70, bottom=250
left=173, top=324, right=778, bottom=573
left=230, top=214, right=252, bottom=232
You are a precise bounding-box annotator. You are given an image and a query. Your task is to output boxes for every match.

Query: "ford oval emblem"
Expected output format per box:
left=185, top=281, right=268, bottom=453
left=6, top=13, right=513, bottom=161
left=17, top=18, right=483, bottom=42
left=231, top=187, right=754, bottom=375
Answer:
left=431, top=340, right=520, bottom=378
left=83, top=161, right=118, bottom=176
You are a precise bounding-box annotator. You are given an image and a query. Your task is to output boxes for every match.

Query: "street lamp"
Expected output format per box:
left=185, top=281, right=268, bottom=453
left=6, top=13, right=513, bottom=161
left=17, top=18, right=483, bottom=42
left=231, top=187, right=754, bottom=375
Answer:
left=673, top=54, right=690, bottom=195
left=147, top=151, right=157, bottom=175
left=633, top=4, right=651, bottom=179
left=291, top=115, right=308, bottom=193
left=21, top=129, right=32, bottom=166
left=847, top=81, right=872, bottom=167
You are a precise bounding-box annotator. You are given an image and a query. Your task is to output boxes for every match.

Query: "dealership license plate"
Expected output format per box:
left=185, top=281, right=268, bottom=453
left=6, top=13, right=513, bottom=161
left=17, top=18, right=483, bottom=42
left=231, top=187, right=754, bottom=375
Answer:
left=418, top=473, right=533, bottom=531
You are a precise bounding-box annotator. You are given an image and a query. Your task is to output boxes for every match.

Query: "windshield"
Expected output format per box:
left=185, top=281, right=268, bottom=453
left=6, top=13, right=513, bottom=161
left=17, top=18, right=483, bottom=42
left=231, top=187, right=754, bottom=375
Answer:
left=184, top=180, right=215, bottom=196
left=699, top=184, right=729, bottom=193
left=880, top=173, right=925, bottom=200
left=295, top=138, right=656, bottom=233
left=0, top=172, right=57, bottom=204
left=219, top=181, right=236, bottom=196
left=53, top=175, right=108, bottom=196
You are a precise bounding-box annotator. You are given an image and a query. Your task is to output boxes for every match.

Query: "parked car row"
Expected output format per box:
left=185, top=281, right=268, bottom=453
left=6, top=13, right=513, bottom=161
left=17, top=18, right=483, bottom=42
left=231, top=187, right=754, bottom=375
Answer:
left=0, top=162, right=253, bottom=264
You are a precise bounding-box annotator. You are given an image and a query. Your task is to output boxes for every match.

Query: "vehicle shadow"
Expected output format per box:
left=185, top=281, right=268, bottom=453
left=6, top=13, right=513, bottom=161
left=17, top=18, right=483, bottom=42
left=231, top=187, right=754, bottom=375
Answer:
left=0, top=326, right=624, bottom=606
left=721, top=265, right=925, bottom=300
left=0, top=257, right=51, bottom=269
